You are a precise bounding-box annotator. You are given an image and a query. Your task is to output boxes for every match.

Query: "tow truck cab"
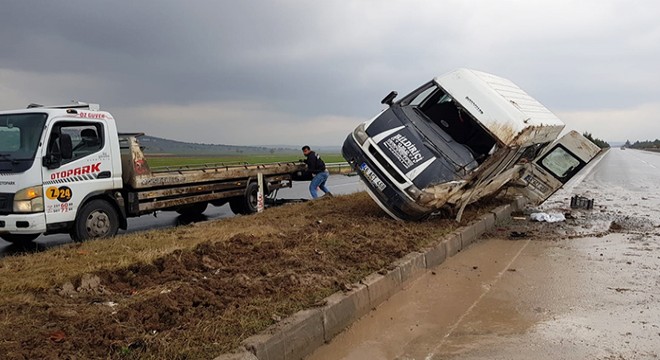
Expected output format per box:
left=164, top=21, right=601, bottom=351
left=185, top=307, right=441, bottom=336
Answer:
left=0, top=103, right=123, bottom=242
left=342, top=68, right=601, bottom=220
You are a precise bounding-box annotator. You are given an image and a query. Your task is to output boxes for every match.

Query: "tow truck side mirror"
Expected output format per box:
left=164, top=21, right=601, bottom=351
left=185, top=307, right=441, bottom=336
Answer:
left=381, top=91, right=398, bottom=106
left=43, top=133, right=73, bottom=169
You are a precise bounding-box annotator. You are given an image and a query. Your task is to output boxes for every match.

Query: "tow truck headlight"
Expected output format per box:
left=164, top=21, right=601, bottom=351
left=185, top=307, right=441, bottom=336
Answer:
left=13, top=186, right=44, bottom=213
left=352, top=123, right=369, bottom=145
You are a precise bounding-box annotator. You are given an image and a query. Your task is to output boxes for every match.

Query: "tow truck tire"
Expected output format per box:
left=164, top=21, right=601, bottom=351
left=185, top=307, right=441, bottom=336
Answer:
left=0, top=233, right=40, bottom=244
left=71, top=199, right=119, bottom=242
left=229, top=182, right=259, bottom=215
left=175, top=202, right=208, bottom=216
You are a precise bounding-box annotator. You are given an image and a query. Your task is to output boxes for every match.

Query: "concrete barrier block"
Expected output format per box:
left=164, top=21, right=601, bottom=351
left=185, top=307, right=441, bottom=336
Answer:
left=242, top=332, right=285, bottom=360
left=281, top=309, right=324, bottom=360
left=444, top=232, right=463, bottom=257
left=322, top=284, right=370, bottom=342
left=213, top=350, right=259, bottom=360
left=424, top=240, right=447, bottom=269
left=391, top=251, right=426, bottom=284
left=491, top=204, right=512, bottom=223
left=477, top=213, right=495, bottom=235
left=453, top=226, right=473, bottom=252
left=241, top=309, right=323, bottom=360
left=362, top=267, right=402, bottom=309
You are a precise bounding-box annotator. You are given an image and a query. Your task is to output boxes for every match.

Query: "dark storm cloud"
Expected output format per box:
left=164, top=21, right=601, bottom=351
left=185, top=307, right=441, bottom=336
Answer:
left=0, top=1, right=413, bottom=115
left=1, top=1, right=660, bottom=144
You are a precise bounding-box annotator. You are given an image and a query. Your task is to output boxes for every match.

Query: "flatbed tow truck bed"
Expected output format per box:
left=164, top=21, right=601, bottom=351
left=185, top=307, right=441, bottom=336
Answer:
left=120, top=134, right=307, bottom=216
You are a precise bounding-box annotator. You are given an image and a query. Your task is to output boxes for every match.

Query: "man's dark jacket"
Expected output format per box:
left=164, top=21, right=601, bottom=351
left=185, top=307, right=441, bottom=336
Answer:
left=304, top=151, right=326, bottom=175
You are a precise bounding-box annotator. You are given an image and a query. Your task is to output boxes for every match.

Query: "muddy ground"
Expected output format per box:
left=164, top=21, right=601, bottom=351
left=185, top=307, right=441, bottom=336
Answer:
left=0, top=192, right=504, bottom=360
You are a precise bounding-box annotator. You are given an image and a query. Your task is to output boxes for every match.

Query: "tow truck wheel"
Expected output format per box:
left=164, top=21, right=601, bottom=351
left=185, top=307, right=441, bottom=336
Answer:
left=71, top=199, right=119, bottom=242
left=0, top=233, right=40, bottom=244
left=229, top=182, right=259, bottom=215
left=175, top=202, right=208, bottom=216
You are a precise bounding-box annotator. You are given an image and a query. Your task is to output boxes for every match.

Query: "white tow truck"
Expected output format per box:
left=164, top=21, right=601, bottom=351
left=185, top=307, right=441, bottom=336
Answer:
left=0, top=103, right=306, bottom=243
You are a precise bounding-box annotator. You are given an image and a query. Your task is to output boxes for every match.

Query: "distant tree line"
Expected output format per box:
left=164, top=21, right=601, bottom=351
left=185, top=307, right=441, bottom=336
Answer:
left=582, top=132, right=610, bottom=149
left=624, top=139, right=660, bottom=149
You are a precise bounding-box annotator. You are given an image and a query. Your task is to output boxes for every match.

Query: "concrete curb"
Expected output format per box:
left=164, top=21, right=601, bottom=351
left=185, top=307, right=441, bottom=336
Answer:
left=215, top=199, right=522, bottom=360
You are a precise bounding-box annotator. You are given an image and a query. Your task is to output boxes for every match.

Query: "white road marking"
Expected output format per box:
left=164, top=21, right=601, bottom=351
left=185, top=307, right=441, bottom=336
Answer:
left=424, top=239, right=531, bottom=360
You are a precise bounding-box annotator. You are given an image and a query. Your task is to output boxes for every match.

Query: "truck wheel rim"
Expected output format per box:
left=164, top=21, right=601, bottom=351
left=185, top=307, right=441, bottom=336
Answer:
left=86, top=210, right=110, bottom=237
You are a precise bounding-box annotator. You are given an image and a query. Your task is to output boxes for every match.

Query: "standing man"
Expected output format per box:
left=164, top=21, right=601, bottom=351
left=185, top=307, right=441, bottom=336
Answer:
left=302, top=145, right=332, bottom=199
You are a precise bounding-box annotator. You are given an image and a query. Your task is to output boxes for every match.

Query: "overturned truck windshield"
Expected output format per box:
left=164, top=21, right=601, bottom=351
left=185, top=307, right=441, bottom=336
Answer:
left=402, top=82, right=497, bottom=164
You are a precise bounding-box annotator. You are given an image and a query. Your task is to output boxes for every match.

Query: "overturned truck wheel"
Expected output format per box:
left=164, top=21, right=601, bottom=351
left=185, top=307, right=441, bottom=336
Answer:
left=229, top=182, right=259, bottom=215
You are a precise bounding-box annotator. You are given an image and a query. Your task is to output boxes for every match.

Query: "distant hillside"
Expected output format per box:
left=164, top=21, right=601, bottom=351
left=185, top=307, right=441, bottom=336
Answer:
left=138, top=135, right=299, bottom=155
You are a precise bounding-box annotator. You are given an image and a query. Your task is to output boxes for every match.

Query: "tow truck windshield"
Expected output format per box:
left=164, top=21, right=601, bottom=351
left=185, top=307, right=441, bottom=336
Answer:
left=0, top=113, right=47, bottom=173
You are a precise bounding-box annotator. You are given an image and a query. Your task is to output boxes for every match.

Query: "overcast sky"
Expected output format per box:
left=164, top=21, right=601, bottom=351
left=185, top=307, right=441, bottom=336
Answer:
left=1, top=0, right=659, bottom=146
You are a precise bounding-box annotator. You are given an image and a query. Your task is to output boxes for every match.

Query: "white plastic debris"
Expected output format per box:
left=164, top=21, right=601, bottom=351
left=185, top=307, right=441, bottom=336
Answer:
left=530, top=212, right=566, bottom=223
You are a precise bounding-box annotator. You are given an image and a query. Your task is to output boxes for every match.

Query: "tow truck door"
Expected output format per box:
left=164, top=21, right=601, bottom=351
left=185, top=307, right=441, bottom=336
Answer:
left=41, top=119, right=115, bottom=225
left=515, top=130, right=601, bottom=204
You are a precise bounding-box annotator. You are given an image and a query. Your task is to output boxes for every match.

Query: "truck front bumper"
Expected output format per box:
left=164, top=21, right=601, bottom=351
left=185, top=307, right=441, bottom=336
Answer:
left=0, top=213, right=47, bottom=234
left=341, top=135, right=432, bottom=221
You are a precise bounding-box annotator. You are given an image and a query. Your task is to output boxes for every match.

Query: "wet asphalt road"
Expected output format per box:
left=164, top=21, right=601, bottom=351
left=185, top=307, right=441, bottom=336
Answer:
left=310, top=148, right=660, bottom=360
left=0, top=174, right=361, bottom=256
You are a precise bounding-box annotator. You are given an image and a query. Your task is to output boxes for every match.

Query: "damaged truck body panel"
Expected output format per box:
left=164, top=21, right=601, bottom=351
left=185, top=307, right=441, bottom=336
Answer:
left=342, top=68, right=601, bottom=221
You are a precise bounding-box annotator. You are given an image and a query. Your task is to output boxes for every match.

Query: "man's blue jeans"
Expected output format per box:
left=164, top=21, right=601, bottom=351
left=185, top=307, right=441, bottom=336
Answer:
left=309, top=170, right=330, bottom=199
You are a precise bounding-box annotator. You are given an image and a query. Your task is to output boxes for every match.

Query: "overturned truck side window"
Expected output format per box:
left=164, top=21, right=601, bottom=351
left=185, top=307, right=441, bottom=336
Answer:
left=538, top=145, right=585, bottom=183
left=408, top=85, right=497, bottom=163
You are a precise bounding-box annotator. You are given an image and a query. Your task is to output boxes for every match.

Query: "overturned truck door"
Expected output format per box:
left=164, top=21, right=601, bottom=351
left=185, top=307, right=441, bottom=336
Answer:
left=514, top=130, right=601, bottom=204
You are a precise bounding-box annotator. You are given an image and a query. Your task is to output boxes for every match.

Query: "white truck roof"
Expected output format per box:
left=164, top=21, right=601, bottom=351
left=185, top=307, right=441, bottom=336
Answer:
left=0, top=104, right=112, bottom=120
left=435, top=68, right=565, bottom=147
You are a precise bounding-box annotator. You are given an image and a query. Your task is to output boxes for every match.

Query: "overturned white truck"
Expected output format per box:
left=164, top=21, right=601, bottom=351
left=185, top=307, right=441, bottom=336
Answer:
left=342, top=68, right=601, bottom=221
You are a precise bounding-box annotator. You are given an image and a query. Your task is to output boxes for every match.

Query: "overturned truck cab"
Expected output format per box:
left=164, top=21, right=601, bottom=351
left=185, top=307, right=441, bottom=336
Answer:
left=342, top=68, right=601, bottom=221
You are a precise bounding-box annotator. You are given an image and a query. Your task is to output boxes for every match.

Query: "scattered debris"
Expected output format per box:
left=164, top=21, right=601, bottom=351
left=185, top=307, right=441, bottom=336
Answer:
left=607, top=287, right=633, bottom=293
left=530, top=212, right=566, bottom=223
left=510, top=231, right=528, bottom=238
left=610, top=221, right=623, bottom=231
left=340, top=283, right=353, bottom=292
left=48, top=330, right=67, bottom=343
left=58, top=282, right=77, bottom=297
left=570, top=195, right=594, bottom=210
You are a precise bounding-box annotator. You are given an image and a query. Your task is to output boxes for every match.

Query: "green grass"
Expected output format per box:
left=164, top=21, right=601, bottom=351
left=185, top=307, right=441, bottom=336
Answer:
left=145, top=154, right=346, bottom=168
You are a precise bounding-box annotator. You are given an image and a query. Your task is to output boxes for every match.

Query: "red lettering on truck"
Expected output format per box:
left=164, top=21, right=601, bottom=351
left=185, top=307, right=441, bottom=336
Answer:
left=79, top=112, right=106, bottom=119
left=50, top=162, right=102, bottom=180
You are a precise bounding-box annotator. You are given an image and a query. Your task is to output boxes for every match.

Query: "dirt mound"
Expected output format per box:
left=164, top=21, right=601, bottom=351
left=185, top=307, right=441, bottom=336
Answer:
left=609, top=215, right=655, bottom=232
left=0, top=192, right=504, bottom=359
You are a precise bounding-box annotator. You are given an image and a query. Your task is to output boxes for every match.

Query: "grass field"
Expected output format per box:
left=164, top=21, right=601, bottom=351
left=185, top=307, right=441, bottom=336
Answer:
left=145, top=153, right=346, bottom=168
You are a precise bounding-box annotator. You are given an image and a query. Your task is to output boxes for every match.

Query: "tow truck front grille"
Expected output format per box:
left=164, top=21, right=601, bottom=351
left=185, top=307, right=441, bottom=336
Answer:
left=0, top=193, right=12, bottom=215
left=368, top=145, right=406, bottom=184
